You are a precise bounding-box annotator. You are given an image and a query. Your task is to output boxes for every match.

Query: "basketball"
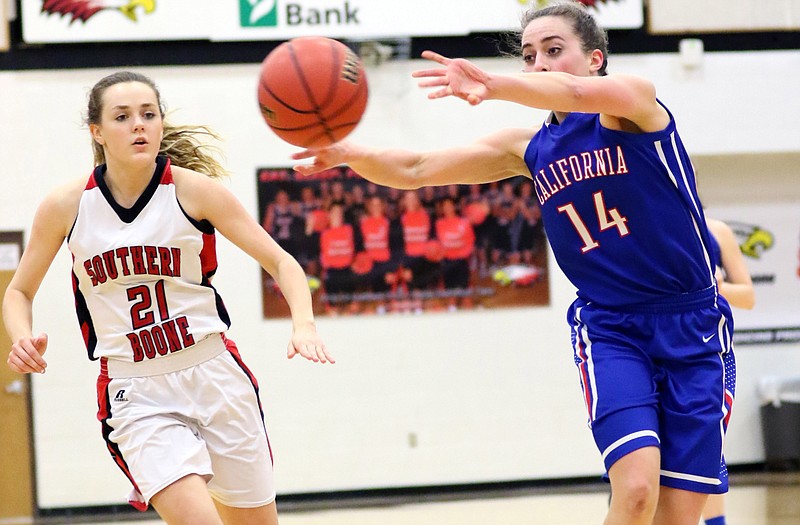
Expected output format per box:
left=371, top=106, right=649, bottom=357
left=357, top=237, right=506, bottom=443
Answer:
left=257, top=36, right=369, bottom=148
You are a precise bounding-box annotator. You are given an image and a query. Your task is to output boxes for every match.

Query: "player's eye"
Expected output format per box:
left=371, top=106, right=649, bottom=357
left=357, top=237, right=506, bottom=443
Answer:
left=547, top=47, right=561, bottom=55
left=114, top=114, right=128, bottom=122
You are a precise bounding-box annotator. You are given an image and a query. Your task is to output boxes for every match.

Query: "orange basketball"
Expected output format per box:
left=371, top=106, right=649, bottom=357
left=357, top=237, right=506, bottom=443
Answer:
left=257, top=36, right=369, bottom=148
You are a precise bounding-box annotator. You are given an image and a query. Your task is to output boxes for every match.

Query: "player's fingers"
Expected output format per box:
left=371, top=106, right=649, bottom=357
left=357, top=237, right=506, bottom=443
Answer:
left=7, top=350, right=42, bottom=374
left=295, top=160, right=333, bottom=177
left=293, top=164, right=314, bottom=176
left=467, top=94, right=483, bottom=106
left=411, top=68, right=447, bottom=79
left=16, top=341, right=47, bottom=371
left=34, top=333, right=49, bottom=356
left=318, top=344, right=335, bottom=364
left=291, top=149, right=315, bottom=160
left=416, top=77, right=449, bottom=89
left=287, top=342, right=298, bottom=359
left=310, top=343, right=328, bottom=364
left=420, top=50, right=450, bottom=64
left=299, top=343, right=319, bottom=363
left=6, top=353, right=30, bottom=374
left=428, top=87, right=454, bottom=100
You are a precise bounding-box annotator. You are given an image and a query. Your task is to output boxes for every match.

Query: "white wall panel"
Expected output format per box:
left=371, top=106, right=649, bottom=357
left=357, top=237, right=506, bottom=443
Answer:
left=1, top=49, right=798, bottom=508
left=649, top=0, right=800, bottom=33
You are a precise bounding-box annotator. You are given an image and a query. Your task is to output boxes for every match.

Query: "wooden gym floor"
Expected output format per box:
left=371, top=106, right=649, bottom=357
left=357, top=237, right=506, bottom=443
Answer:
left=35, top=471, right=800, bottom=525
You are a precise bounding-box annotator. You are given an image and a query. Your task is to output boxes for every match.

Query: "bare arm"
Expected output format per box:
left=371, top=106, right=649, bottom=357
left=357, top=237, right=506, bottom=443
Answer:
left=414, top=50, right=670, bottom=133
left=174, top=168, right=332, bottom=363
left=293, top=127, right=533, bottom=187
left=708, top=218, right=755, bottom=310
left=294, top=50, right=669, bottom=183
left=3, top=181, right=81, bottom=373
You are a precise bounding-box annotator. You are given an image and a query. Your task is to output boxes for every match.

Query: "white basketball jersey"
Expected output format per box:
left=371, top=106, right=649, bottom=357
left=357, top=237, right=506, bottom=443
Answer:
left=68, top=157, right=230, bottom=363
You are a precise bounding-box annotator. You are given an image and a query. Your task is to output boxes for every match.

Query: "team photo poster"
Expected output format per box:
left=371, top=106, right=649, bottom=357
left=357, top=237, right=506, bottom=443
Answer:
left=256, top=167, right=550, bottom=318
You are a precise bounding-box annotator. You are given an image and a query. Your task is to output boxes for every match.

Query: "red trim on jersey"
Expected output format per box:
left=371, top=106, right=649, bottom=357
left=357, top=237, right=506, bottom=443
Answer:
left=71, top=256, right=97, bottom=359
left=72, top=271, right=90, bottom=348
left=160, top=158, right=174, bottom=184
left=96, top=362, right=147, bottom=511
left=85, top=173, right=99, bottom=190
left=723, top=388, right=734, bottom=429
left=200, top=232, right=218, bottom=278
left=221, top=334, right=273, bottom=464
left=575, top=336, right=594, bottom=422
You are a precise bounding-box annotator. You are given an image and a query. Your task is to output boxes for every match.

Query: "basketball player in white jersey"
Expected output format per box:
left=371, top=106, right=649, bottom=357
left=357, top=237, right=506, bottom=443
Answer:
left=3, top=71, right=333, bottom=525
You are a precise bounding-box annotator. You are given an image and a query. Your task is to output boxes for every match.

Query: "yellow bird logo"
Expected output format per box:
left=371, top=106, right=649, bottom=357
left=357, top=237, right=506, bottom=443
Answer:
left=727, top=221, right=775, bottom=260
left=41, top=0, right=156, bottom=24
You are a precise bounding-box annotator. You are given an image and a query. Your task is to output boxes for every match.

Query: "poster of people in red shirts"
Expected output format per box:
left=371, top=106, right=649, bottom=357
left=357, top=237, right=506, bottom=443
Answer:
left=257, top=167, right=550, bottom=318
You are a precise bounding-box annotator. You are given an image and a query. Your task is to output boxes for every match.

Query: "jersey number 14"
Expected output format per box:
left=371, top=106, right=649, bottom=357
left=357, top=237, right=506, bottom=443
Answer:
left=557, top=191, right=630, bottom=253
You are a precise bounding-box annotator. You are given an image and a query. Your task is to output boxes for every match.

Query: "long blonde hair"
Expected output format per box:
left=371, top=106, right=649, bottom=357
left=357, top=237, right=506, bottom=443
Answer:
left=86, top=71, right=229, bottom=179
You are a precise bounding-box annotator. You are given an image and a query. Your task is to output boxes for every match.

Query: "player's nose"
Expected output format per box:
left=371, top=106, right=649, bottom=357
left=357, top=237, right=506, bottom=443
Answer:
left=533, top=56, right=550, bottom=72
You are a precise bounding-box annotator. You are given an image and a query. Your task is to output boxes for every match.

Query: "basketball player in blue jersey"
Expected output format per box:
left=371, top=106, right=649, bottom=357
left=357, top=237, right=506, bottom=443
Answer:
left=702, top=218, right=754, bottom=525
left=3, top=71, right=333, bottom=525
left=294, top=3, right=735, bottom=524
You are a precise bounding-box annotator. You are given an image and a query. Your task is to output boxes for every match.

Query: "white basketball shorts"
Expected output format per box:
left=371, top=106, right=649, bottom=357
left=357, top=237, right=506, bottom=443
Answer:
left=97, top=339, right=275, bottom=510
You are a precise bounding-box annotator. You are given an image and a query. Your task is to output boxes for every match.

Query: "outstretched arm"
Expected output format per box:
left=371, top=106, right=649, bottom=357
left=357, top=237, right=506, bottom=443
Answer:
left=292, top=127, right=533, bottom=187
left=413, top=50, right=670, bottom=133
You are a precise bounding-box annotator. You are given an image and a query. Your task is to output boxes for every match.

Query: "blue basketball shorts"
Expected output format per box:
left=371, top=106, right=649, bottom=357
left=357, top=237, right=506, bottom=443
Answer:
left=567, top=289, right=735, bottom=494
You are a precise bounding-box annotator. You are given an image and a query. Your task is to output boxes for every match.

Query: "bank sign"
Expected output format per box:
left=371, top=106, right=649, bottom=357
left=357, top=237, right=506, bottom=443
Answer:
left=221, top=0, right=483, bottom=39
left=22, top=0, right=643, bottom=43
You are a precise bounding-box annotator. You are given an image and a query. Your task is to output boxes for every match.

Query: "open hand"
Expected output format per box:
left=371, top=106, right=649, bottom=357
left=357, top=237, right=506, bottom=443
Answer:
left=287, top=325, right=334, bottom=364
left=412, top=50, right=491, bottom=106
left=292, top=142, right=351, bottom=178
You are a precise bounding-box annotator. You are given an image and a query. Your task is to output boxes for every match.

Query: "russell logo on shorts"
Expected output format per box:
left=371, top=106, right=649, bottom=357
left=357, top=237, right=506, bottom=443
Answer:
left=113, top=389, right=129, bottom=402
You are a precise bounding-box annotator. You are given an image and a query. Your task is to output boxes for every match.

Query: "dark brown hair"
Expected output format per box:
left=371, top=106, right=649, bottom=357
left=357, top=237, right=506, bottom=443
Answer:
left=521, top=1, right=609, bottom=76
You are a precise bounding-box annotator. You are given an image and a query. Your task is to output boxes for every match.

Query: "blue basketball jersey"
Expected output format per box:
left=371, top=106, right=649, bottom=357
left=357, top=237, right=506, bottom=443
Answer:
left=708, top=231, right=722, bottom=269
left=524, top=102, right=715, bottom=307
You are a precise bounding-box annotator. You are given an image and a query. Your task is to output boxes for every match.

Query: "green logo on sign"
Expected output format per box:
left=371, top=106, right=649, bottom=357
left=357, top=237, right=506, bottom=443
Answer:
left=240, top=0, right=277, bottom=27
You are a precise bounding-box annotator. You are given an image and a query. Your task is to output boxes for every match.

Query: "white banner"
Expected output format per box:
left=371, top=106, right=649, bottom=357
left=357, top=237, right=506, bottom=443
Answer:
left=22, top=0, right=207, bottom=42
left=705, top=203, right=800, bottom=342
left=22, top=0, right=643, bottom=44
left=648, top=0, right=800, bottom=34
left=211, top=0, right=470, bottom=41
